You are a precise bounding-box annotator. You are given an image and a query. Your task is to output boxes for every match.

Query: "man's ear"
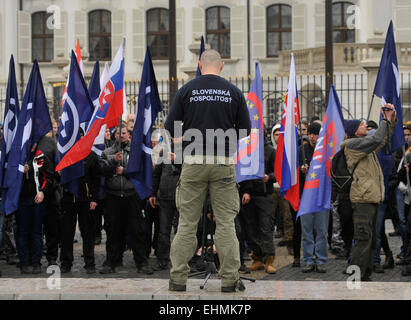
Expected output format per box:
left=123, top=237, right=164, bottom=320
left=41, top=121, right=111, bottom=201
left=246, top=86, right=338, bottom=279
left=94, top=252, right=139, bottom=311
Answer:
left=198, top=60, right=202, bottom=72
left=220, top=61, right=224, bottom=73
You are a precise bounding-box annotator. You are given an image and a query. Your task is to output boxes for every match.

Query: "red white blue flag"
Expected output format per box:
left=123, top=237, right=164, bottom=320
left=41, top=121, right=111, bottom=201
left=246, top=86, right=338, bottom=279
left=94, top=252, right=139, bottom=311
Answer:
left=297, top=85, right=345, bottom=218
left=274, top=54, right=300, bottom=211
left=56, top=39, right=125, bottom=172
left=235, top=62, right=264, bottom=183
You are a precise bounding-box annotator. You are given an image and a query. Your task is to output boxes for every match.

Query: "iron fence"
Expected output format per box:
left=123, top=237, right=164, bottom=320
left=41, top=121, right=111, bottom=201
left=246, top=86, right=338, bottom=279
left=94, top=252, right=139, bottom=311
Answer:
left=1, top=73, right=411, bottom=128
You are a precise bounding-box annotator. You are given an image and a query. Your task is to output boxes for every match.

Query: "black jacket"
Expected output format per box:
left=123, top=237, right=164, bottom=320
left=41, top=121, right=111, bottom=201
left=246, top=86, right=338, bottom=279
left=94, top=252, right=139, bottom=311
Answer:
left=299, top=142, right=315, bottom=196
left=152, top=146, right=182, bottom=201
left=239, top=139, right=276, bottom=197
left=38, top=135, right=59, bottom=193
left=20, top=148, right=53, bottom=199
left=99, top=141, right=137, bottom=197
left=62, top=151, right=100, bottom=203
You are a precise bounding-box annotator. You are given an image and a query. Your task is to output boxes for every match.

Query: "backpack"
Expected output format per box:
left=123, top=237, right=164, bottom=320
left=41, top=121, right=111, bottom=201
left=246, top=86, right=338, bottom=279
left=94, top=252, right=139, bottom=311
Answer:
left=330, top=146, right=359, bottom=194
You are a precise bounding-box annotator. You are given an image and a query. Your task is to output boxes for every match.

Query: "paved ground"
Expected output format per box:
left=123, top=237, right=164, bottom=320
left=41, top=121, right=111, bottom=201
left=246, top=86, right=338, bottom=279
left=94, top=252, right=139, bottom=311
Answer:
left=0, top=220, right=409, bottom=299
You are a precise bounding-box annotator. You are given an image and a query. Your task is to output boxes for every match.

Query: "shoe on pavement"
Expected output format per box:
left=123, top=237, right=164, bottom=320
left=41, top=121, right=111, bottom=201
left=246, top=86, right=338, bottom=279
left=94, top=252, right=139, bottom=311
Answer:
left=152, top=260, right=168, bottom=271
left=20, top=266, right=32, bottom=274
left=47, top=259, right=58, bottom=267
left=32, top=265, right=42, bottom=274
left=401, top=266, right=411, bottom=276
left=137, top=264, right=154, bottom=275
left=388, top=231, right=401, bottom=237
left=6, top=255, right=18, bottom=265
left=316, top=264, right=326, bottom=273
left=302, top=264, right=315, bottom=273
left=221, top=279, right=246, bottom=293
left=61, top=265, right=71, bottom=273
left=99, top=265, right=115, bottom=274
left=239, top=264, right=250, bottom=274
left=85, top=266, right=96, bottom=274
left=373, top=264, right=384, bottom=273
left=292, top=258, right=300, bottom=268
left=277, top=240, right=286, bottom=247
left=169, top=280, right=186, bottom=292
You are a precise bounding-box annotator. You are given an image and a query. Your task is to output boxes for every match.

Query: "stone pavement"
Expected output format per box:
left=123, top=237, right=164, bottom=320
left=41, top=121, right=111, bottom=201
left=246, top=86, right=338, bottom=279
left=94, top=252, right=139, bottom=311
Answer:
left=0, top=220, right=409, bottom=300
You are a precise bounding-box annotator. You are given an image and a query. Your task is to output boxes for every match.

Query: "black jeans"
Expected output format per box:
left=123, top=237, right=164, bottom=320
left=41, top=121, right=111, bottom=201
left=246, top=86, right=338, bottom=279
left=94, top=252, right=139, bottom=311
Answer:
left=291, top=208, right=302, bottom=259
left=156, top=200, right=179, bottom=262
left=60, top=200, right=96, bottom=268
left=43, top=191, right=61, bottom=262
left=404, top=206, right=411, bottom=264
left=146, top=202, right=160, bottom=256
left=94, top=198, right=104, bottom=239
left=104, top=194, right=148, bottom=268
left=241, top=195, right=275, bottom=258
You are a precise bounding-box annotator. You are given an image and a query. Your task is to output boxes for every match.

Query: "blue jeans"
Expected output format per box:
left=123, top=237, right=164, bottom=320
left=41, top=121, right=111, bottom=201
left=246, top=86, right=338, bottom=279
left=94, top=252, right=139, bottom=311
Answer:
left=374, top=203, right=387, bottom=265
left=301, top=210, right=329, bottom=265
left=396, top=188, right=408, bottom=255
left=15, top=197, right=45, bottom=267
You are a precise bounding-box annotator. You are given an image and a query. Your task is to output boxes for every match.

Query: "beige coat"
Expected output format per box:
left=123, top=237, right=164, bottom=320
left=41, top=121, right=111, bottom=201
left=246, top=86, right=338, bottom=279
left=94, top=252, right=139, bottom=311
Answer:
left=342, top=119, right=397, bottom=204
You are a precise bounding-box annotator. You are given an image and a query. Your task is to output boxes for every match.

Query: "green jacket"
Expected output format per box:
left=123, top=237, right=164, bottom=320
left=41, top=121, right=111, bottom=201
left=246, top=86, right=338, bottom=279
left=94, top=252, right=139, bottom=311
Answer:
left=341, top=119, right=397, bottom=204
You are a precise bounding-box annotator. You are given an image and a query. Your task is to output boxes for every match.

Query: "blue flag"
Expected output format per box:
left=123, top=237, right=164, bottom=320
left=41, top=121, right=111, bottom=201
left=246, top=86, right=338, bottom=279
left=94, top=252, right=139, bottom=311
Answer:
left=4, top=60, right=52, bottom=215
left=58, top=51, right=94, bottom=196
left=127, top=47, right=162, bottom=199
left=297, top=85, right=345, bottom=218
left=196, top=36, right=205, bottom=78
left=0, top=55, right=20, bottom=189
left=235, top=62, right=264, bottom=183
left=82, top=61, right=100, bottom=132
left=374, top=21, right=405, bottom=153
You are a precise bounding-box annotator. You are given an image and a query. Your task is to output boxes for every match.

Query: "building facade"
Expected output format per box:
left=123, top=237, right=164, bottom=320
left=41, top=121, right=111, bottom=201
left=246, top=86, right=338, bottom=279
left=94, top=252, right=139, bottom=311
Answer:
left=1, top=0, right=411, bottom=124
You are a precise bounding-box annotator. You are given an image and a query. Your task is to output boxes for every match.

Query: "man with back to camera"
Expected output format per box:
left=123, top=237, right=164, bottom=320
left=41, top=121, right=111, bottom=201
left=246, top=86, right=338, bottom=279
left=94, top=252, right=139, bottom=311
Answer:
left=165, top=49, right=251, bottom=292
left=343, top=103, right=397, bottom=281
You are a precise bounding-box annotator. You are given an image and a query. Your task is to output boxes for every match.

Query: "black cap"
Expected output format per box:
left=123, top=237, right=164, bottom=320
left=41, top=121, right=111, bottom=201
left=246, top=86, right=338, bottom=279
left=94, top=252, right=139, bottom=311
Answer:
left=308, top=122, right=321, bottom=135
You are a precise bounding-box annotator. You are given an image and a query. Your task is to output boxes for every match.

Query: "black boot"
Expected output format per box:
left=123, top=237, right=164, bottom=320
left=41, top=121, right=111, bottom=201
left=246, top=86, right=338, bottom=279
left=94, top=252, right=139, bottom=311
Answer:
left=383, top=252, right=394, bottom=269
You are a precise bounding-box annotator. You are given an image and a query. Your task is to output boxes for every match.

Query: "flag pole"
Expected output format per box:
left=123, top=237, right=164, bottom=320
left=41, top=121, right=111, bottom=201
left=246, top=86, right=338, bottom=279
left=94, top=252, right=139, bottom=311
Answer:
left=366, top=93, right=375, bottom=122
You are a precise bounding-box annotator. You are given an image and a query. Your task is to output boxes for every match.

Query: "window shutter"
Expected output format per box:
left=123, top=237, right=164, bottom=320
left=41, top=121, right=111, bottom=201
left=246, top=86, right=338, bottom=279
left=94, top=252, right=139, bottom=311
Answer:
left=231, top=6, right=245, bottom=59
left=252, top=5, right=265, bottom=59
left=293, top=3, right=306, bottom=49
left=74, top=11, right=87, bottom=54
left=54, top=11, right=67, bottom=59
left=192, top=7, right=204, bottom=41
left=314, top=3, right=325, bottom=47
left=112, top=10, right=125, bottom=57
left=176, top=8, right=184, bottom=61
left=18, top=11, right=31, bottom=63
left=133, top=9, right=145, bottom=61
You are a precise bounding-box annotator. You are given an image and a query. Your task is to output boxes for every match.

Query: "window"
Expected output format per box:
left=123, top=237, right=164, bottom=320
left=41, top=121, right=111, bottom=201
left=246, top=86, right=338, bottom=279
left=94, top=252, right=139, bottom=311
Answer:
left=332, top=2, right=355, bottom=43
left=32, top=12, right=54, bottom=62
left=206, top=6, right=230, bottom=58
left=266, top=4, right=292, bottom=57
left=146, top=8, right=169, bottom=60
left=89, top=10, right=111, bottom=61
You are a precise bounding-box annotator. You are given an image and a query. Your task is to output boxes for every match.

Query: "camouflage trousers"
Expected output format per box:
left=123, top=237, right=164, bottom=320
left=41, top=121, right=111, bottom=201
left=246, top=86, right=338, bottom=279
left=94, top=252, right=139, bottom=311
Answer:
left=272, top=191, right=293, bottom=243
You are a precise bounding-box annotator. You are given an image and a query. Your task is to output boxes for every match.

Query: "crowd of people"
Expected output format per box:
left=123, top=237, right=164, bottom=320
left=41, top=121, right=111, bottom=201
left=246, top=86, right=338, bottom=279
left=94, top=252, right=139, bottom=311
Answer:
left=0, top=56, right=410, bottom=286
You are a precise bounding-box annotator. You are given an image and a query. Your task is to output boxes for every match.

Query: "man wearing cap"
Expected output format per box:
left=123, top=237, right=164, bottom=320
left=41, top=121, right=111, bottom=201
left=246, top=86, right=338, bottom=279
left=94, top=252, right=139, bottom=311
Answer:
left=342, top=104, right=397, bottom=281
left=299, top=122, right=330, bottom=273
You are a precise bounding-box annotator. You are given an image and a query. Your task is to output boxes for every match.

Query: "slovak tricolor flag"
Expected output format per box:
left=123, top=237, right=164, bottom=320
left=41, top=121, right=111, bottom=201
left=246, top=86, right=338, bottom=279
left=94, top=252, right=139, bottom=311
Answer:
left=274, top=53, right=300, bottom=212
left=56, top=38, right=125, bottom=172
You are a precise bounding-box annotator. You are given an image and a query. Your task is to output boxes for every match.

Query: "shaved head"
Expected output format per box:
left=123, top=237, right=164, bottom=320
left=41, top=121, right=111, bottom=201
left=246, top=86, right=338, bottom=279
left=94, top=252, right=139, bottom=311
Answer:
left=199, top=49, right=224, bottom=75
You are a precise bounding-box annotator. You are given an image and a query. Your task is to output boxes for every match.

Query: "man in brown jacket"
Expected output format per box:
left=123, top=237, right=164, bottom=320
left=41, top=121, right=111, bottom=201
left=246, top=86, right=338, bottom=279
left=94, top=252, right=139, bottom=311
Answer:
left=343, top=104, right=397, bottom=281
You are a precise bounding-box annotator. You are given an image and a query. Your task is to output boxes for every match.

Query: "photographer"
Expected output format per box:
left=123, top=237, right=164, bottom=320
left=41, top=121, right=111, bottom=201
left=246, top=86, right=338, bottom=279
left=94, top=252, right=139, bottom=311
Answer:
left=343, top=104, right=397, bottom=281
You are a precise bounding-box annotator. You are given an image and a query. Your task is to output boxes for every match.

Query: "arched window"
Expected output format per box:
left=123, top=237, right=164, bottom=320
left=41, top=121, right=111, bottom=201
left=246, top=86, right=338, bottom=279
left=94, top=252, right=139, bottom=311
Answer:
left=147, top=8, right=169, bottom=60
left=206, top=6, right=230, bottom=58
left=332, top=2, right=355, bottom=43
left=266, top=4, right=292, bottom=57
left=32, top=11, right=54, bottom=62
left=89, top=10, right=111, bottom=61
